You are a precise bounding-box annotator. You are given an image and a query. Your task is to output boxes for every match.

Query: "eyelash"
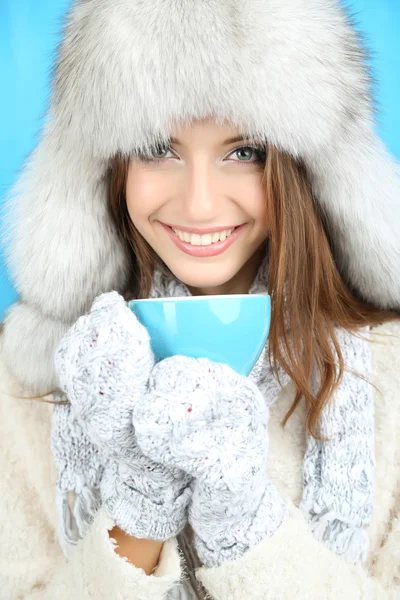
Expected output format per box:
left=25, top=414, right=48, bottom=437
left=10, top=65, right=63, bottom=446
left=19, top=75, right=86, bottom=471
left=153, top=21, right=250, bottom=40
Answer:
left=138, top=145, right=267, bottom=165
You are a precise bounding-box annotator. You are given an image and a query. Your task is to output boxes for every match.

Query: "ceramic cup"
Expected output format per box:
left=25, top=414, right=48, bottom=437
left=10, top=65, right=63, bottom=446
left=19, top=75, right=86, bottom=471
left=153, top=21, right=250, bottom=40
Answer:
left=129, top=293, right=271, bottom=376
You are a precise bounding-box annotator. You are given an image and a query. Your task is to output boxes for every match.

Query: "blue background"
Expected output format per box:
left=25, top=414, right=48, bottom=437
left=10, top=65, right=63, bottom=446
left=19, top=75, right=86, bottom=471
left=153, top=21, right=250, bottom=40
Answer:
left=0, top=0, right=399, bottom=322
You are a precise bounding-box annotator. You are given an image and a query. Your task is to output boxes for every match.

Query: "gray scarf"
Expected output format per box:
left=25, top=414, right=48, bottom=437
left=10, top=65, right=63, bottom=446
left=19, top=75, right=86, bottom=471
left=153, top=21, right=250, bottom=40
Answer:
left=51, top=256, right=374, bottom=574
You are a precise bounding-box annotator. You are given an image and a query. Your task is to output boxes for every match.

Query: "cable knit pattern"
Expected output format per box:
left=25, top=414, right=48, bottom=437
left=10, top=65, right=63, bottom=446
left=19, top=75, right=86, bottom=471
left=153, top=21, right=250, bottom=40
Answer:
left=132, top=355, right=287, bottom=567
left=53, top=291, right=193, bottom=544
left=50, top=252, right=375, bottom=600
left=149, top=259, right=374, bottom=567
left=51, top=400, right=104, bottom=555
left=300, top=326, right=374, bottom=564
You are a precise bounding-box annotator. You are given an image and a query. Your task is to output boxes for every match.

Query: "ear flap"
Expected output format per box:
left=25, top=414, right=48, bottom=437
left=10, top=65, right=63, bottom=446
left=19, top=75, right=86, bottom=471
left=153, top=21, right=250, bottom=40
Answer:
left=1, top=302, right=69, bottom=395
left=1, top=126, right=130, bottom=393
left=305, top=122, right=400, bottom=310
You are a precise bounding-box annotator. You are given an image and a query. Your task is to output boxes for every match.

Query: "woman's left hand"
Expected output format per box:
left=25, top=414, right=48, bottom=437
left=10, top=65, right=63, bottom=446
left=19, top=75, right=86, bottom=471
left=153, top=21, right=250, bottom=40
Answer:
left=131, top=355, right=287, bottom=567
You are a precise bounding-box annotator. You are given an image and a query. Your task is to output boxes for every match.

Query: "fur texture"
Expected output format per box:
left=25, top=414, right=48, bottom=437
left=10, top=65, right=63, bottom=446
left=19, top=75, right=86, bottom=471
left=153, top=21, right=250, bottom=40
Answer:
left=1, top=0, right=399, bottom=393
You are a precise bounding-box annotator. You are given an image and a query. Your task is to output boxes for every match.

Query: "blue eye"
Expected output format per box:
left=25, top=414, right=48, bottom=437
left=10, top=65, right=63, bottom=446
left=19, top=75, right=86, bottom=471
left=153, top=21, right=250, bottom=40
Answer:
left=229, top=145, right=267, bottom=164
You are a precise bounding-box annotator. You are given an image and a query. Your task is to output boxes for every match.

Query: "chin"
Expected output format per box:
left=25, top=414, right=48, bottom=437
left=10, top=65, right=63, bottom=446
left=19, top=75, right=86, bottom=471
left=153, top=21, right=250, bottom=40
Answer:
left=166, top=260, right=239, bottom=292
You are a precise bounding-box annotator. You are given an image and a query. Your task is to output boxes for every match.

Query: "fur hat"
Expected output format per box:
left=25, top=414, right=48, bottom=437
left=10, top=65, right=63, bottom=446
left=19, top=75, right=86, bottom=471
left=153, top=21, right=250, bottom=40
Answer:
left=1, top=0, right=399, bottom=395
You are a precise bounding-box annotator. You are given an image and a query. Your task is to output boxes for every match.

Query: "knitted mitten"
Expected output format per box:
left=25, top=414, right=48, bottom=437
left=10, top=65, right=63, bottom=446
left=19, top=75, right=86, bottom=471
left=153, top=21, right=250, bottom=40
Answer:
left=132, top=355, right=288, bottom=567
left=54, top=291, right=192, bottom=540
left=300, top=326, right=374, bottom=565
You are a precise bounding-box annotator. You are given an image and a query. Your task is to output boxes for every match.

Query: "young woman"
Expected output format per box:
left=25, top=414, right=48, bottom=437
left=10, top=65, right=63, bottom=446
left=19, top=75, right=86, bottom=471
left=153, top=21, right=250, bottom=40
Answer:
left=1, top=1, right=399, bottom=598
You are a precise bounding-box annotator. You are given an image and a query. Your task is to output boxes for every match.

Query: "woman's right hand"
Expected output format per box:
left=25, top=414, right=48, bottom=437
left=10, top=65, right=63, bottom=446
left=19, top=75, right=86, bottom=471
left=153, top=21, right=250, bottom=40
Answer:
left=54, top=291, right=192, bottom=541
left=131, top=355, right=287, bottom=567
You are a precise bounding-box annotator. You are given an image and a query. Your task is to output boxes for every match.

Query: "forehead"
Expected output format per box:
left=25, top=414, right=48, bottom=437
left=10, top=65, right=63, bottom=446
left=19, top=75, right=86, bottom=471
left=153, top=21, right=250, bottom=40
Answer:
left=169, top=118, right=258, bottom=147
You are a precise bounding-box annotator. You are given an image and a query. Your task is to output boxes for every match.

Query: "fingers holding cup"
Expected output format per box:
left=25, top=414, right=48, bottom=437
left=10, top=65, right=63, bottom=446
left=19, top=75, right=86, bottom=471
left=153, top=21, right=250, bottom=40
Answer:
left=132, top=355, right=269, bottom=493
left=54, top=290, right=155, bottom=456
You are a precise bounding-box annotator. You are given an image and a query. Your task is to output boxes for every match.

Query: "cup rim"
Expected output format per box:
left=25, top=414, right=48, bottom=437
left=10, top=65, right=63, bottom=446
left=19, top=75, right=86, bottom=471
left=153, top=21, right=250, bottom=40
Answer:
left=129, top=292, right=270, bottom=304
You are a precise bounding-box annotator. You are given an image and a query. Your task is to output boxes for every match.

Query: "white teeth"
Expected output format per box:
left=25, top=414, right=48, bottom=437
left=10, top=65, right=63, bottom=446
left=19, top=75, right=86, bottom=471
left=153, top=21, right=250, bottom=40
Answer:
left=201, top=234, right=212, bottom=246
left=191, top=234, right=202, bottom=246
left=172, top=227, right=235, bottom=246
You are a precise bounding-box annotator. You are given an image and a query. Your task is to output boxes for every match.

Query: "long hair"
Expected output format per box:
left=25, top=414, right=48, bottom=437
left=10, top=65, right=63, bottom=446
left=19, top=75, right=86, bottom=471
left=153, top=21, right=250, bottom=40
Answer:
left=106, top=147, right=399, bottom=439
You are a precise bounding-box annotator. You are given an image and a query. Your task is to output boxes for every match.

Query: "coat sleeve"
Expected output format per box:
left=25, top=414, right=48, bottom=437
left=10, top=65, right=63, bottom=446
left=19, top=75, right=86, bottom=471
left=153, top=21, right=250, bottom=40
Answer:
left=195, top=502, right=397, bottom=600
left=24, top=507, right=183, bottom=599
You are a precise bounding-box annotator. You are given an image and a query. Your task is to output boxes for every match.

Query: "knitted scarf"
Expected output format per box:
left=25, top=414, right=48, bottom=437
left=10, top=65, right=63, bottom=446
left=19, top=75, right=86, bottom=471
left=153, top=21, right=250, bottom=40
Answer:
left=51, top=255, right=374, bottom=570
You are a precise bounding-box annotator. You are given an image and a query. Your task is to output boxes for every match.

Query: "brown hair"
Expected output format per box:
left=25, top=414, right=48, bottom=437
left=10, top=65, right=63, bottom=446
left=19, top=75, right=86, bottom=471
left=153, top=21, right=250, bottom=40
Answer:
left=6, top=146, right=399, bottom=438
left=106, top=147, right=399, bottom=439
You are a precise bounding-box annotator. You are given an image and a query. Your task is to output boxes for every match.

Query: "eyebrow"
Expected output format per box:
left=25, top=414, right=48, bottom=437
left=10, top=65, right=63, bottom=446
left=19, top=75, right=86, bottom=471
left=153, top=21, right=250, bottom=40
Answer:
left=169, top=135, right=247, bottom=146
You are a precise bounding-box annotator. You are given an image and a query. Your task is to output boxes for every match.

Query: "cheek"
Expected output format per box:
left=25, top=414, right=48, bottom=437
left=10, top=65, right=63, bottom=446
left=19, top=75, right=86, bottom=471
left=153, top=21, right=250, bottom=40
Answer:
left=253, top=192, right=268, bottom=222
left=242, top=189, right=269, bottom=240
left=126, top=168, right=162, bottom=225
left=238, top=181, right=267, bottom=226
left=230, top=169, right=266, bottom=213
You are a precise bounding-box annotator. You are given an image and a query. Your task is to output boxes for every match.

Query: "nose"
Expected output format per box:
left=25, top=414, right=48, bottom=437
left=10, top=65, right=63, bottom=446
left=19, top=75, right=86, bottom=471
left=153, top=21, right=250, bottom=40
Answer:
left=183, top=160, right=219, bottom=223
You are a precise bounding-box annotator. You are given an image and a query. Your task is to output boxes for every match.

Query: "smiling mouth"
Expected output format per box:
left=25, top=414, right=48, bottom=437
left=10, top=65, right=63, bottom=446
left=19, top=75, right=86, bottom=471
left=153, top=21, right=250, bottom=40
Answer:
left=160, top=222, right=246, bottom=258
left=169, top=226, right=237, bottom=246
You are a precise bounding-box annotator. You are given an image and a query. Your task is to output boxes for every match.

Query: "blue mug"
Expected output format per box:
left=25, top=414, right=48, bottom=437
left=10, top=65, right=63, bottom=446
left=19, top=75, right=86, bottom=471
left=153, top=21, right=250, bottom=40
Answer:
left=129, top=293, right=271, bottom=376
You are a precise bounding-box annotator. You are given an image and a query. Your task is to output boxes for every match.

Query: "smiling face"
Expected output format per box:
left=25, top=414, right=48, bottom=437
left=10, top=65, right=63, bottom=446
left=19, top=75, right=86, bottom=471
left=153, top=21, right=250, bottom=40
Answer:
left=126, top=118, right=269, bottom=295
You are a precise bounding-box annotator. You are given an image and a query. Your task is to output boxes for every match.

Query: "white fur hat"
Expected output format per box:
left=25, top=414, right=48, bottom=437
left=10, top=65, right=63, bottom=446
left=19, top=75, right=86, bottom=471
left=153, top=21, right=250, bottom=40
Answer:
left=1, top=0, right=399, bottom=394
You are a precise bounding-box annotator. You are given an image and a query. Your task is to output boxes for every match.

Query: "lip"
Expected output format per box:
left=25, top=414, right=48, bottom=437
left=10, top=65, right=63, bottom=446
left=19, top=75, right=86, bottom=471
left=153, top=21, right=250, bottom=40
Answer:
left=160, top=222, right=240, bottom=235
left=160, top=222, right=246, bottom=257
